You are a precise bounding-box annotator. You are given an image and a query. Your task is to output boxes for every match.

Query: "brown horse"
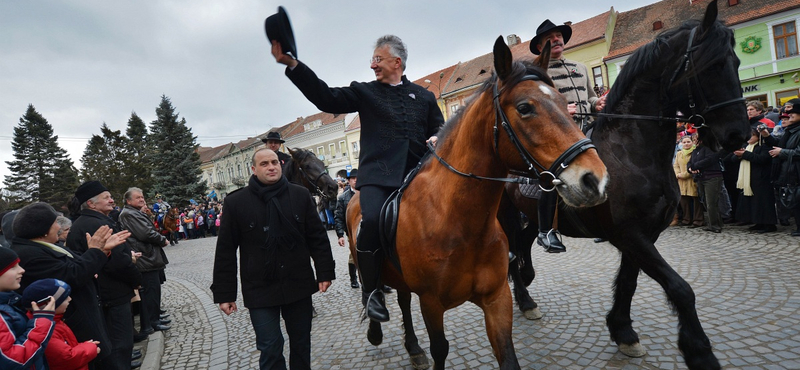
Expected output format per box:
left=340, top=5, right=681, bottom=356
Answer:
left=163, top=207, right=180, bottom=245
left=346, top=37, right=608, bottom=370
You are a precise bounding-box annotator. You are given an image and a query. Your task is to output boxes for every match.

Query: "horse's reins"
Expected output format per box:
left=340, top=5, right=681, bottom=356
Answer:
left=297, top=166, right=328, bottom=198
left=427, top=73, right=596, bottom=192
left=575, top=26, right=744, bottom=126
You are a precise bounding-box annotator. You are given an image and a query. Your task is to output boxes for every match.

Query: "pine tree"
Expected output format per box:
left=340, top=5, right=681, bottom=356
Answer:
left=124, top=112, right=154, bottom=196
left=149, top=95, right=205, bottom=206
left=3, top=104, right=79, bottom=210
left=80, top=124, right=128, bottom=202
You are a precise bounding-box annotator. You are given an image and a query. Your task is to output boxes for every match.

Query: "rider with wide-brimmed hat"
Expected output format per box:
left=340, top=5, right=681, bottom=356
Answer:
left=530, top=19, right=608, bottom=254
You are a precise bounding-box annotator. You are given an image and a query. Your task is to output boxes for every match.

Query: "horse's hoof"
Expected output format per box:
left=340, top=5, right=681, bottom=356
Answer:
left=409, top=353, right=430, bottom=369
left=619, top=342, right=646, bottom=357
left=523, top=307, right=543, bottom=320
left=367, top=327, right=383, bottom=346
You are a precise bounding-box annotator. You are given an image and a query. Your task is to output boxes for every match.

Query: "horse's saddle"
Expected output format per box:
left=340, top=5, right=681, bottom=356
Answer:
left=378, top=157, right=428, bottom=274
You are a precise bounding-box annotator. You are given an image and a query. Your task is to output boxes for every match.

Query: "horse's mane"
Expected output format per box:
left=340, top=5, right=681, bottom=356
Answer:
left=598, top=18, right=733, bottom=131
left=433, top=60, right=552, bottom=155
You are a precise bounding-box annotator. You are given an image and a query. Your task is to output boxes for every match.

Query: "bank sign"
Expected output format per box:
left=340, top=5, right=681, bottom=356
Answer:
left=741, top=84, right=760, bottom=94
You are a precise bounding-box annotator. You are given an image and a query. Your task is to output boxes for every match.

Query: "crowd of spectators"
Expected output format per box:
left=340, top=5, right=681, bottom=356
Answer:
left=674, top=99, right=800, bottom=236
left=0, top=181, right=217, bottom=369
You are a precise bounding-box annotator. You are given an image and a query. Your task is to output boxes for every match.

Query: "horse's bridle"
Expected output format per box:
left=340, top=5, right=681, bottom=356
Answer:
left=297, top=165, right=329, bottom=199
left=576, top=26, right=745, bottom=126
left=427, top=73, right=596, bottom=192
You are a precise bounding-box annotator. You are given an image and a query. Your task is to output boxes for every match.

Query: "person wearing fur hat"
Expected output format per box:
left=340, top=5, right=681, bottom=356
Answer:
left=529, top=19, right=608, bottom=254
left=65, top=181, right=142, bottom=370
left=11, top=202, right=128, bottom=369
left=23, top=279, right=100, bottom=370
left=0, top=247, right=57, bottom=370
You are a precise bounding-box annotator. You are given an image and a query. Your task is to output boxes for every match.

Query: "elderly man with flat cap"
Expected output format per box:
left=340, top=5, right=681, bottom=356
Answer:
left=530, top=19, right=607, bottom=254
left=67, top=181, right=143, bottom=370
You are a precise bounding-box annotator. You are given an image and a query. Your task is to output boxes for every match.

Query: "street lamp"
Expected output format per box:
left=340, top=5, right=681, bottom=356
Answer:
left=424, top=71, right=445, bottom=97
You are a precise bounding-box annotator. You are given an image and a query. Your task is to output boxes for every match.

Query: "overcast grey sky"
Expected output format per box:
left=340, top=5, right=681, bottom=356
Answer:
left=0, top=0, right=658, bottom=182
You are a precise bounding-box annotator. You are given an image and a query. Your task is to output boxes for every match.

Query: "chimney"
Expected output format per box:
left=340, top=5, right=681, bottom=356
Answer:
left=506, top=34, right=521, bottom=46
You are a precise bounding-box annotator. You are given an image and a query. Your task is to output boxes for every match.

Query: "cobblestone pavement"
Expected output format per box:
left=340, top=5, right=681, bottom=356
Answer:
left=158, top=225, right=800, bottom=369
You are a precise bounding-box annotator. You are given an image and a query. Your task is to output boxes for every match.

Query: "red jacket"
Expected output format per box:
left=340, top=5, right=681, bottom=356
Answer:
left=27, top=313, right=97, bottom=370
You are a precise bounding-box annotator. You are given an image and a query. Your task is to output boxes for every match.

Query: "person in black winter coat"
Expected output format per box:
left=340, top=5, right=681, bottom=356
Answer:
left=211, top=148, right=335, bottom=370
left=66, top=181, right=142, bottom=370
left=335, top=169, right=360, bottom=289
left=769, top=99, right=800, bottom=236
left=271, top=34, right=443, bottom=323
left=732, top=127, right=778, bottom=232
left=688, top=138, right=726, bottom=233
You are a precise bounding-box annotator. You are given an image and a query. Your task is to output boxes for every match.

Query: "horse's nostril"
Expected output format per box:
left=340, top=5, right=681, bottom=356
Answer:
left=581, top=172, right=599, bottom=194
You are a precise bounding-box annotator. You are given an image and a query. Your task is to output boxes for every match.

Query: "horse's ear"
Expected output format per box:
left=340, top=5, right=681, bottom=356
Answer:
left=287, top=147, right=296, bottom=156
left=534, top=40, right=552, bottom=71
left=493, top=35, right=513, bottom=80
left=699, top=0, right=718, bottom=37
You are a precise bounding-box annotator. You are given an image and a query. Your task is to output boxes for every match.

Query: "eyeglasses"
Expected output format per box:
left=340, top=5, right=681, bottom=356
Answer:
left=370, top=55, right=395, bottom=65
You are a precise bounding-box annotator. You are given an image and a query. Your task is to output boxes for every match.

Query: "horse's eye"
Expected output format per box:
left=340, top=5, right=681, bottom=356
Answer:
left=517, top=103, right=534, bottom=116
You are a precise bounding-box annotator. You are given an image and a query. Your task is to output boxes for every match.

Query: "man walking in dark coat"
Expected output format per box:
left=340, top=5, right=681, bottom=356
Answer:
left=335, top=169, right=360, bottom=289
left=66, top=181, right=143, bottom=370
left=271, top=34, right=443, bottom=323
left=118, top=187, right=172, bottom=340
left=211, top=148, right=335, bottom=370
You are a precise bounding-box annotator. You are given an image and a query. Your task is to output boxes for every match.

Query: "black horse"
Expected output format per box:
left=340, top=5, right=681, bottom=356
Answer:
left=284, top=147, right=338, bottom=201
left=503, top=2, right=748, bottom=369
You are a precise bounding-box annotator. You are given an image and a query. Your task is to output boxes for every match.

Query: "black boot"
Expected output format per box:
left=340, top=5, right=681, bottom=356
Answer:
left=357, top=250, right=389, bottom=323
left=537, top=191, right=566, bottom=253
left=348, top=263, right=360, bottom=289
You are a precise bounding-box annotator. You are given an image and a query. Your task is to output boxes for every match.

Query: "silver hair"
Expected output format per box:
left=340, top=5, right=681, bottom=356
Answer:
left=80, top=194, right=102, bottom=210
left=56, top=216, right=71, bottom=237
left=375, top=35, right=407, bottom=71
left=124, top=187, right=144, bottom=202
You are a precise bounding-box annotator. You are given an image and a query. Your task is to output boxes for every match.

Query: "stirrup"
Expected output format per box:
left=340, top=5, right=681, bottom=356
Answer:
left=362, top=289, right=389, bottom=323
left=537, top=229, right=566, bottom=253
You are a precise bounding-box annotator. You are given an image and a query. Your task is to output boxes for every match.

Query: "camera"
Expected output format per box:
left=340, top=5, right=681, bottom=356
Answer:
left=757, top=124, right=768, bottom=132
left=35, top=296, right=52, bottom=306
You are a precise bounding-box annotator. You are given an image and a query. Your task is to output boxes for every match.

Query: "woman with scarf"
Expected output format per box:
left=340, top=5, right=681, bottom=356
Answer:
left=733, top=127, right=778, bottom=232
left=674, top=134, right=704, bottom=227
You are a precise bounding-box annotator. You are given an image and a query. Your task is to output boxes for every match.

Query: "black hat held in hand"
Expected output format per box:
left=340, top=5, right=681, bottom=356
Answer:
left=265, top=6, right=297, bottom=59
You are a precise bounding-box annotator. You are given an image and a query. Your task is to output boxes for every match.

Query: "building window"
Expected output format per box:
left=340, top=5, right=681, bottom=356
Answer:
left=237, top=164, right=242, bottom=177
left=339, top=140, right=346, bottom=154
left=329, top=143, right=335, bottom=157
left=774, top=21, right=798, bottom=59
left=450, top=104, right=460, bottom=115
left=352, top=141, right=360, bottom=153
left=776, top=89, right=800, bottom=107
left=592, top=66, right=603, bottom=89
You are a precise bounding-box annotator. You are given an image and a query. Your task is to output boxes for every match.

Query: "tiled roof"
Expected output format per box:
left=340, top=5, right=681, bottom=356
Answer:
left=412, top=64, right=459, bottom=99
left=566, top=10, right=613, bottom=50
left=197, top=143, right=233, bottom=164
left=442, top=53, right=494, bottom=95
left=283, top=111, right=346, bottom=138
left=606, top=0, right=800, bottom=61
left=233, top=136, right=262, bottom=150
left=345, top=114, right=361, bottom=132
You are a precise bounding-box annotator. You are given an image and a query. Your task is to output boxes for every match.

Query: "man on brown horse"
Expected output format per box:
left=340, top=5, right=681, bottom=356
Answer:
left=530, top=19, right=607, bottom=253
left=272, top=34, right=443, bottom=323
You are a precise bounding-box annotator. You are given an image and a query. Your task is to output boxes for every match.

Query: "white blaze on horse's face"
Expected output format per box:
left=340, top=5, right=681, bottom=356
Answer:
left=538, top=85, right=555, bottom=98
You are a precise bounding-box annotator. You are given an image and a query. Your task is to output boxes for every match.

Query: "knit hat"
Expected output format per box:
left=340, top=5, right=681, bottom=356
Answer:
left=22, top=278, right=71, bottom=309
left=75, top=180, right=109, bottom=205
left=12, top=202, right=59, bottom=240
left=0, top=247, right=20, bottom=277
left=785, top=98, right=800, bottom=114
